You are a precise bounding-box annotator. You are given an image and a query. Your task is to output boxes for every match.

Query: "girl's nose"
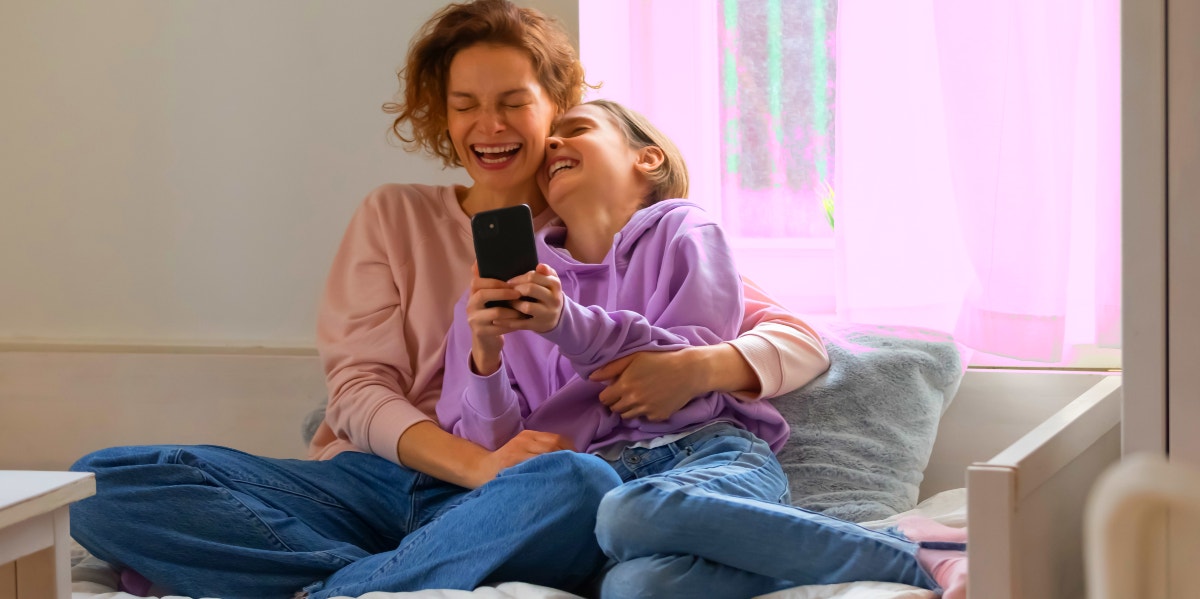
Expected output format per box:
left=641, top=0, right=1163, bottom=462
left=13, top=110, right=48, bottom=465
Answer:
left=547, top=137, right=561, bottom=150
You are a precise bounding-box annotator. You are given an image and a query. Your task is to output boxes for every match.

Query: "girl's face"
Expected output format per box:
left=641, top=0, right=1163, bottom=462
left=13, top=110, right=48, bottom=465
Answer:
left=538, top=104, right=646, bottom=209
left=446, top=44, right=557, bottom=195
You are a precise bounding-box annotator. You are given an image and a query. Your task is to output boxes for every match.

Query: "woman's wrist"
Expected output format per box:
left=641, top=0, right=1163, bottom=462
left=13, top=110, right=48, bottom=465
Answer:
left=693, top=343, right=762, bottom=396
left=396, top=421, right=492, bottom=488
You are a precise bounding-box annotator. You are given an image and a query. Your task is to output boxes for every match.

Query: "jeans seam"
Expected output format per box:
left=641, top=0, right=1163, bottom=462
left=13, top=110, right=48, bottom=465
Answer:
left=227, top=478, right=352, bottom=512
left=319, top=511, right=441, bottom=597
left=203, top=470, right=299, bottom=554
left=678, top=440, right=785, bottom=503
left=408, top=474, right=428, bottom=531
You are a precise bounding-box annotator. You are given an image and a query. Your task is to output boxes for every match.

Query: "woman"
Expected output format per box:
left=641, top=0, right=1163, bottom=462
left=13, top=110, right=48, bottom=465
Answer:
left=439, top=99, right=968, bottom=599
left=69, top=1, right=829, bottom=598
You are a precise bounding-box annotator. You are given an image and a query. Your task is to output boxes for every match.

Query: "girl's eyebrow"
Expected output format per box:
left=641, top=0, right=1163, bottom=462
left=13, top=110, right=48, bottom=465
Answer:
left=550, top=116, right=595, bottom=135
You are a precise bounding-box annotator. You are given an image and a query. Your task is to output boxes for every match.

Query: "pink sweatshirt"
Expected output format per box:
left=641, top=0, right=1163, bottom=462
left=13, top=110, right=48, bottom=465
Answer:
left=308, top=184, right=830, bottom=465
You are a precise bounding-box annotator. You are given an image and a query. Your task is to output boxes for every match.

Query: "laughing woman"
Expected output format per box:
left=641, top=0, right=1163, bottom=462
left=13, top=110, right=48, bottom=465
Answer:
left=68, top=1, right=829, bottom=598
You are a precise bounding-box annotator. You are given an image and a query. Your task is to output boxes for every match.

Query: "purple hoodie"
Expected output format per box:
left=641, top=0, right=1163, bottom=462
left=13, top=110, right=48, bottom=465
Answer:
left=437, top=200, right=790, bottom=454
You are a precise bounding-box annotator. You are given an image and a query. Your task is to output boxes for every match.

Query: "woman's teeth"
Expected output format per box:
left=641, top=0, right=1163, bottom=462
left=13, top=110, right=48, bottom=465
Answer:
left=473, top=144, right=520, bottom=164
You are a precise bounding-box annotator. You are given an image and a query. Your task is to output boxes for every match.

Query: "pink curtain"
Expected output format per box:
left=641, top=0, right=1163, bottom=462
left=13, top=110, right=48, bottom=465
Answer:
left=834, top=0, right=1120, bottom=363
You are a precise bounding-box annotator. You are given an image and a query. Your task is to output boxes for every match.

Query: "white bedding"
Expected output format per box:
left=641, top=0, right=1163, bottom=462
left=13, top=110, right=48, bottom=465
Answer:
left=72, top=489, right=964, bottom=599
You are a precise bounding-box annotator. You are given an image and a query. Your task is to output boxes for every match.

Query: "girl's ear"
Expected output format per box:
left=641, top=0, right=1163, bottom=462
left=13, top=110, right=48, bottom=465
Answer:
left=635, top=146, right=665, bottom=174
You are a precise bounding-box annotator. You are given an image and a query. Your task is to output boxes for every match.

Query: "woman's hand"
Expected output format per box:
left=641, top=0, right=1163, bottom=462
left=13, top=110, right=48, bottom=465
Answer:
left=501, top=263, right=564, bottom=334
left=588, top=347, right=712, bottom=421
left=467, top=264, right=526, bottom=375
left=470, top=430, right=576, bottom=485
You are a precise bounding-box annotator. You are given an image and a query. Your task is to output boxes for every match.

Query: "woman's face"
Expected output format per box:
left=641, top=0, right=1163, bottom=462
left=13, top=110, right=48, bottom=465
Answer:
left=538, top=104, right=643, bottom=209
left=446, top=44, right=557, bottom=195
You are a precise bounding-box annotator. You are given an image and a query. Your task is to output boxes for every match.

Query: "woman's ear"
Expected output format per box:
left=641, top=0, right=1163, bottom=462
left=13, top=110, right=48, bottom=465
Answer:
left=635, top=146, right=666, bottom=174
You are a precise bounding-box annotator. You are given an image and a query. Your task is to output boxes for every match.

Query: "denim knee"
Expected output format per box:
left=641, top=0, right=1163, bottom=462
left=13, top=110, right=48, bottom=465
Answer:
left=71, top=444, right=182, bottom=474
left=595, top=480, right=677, bottom=560
left=70, top=446, right=123, bottom=473
left=600, top=554, right=727, bottom=599
left=507, top=451, right=621, bottom=507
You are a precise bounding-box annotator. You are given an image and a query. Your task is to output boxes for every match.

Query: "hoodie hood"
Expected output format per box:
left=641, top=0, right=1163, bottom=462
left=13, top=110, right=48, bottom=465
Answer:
left=537, top=199, right=703, bottom=275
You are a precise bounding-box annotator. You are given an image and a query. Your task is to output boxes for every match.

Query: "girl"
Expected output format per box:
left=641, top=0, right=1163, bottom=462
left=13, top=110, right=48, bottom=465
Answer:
left=69, top=1, right=829, bottom=598
left=439, top=100, right=968, bottom=599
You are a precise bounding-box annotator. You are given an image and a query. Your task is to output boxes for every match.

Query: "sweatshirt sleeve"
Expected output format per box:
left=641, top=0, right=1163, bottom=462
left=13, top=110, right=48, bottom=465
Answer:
left=316, top=193, right=432, bottom=465
left=436, top=292, right=528, bottom=451
left=541, top=217, right=744, bottom=377
left=725, top=278, right=832, bottom=400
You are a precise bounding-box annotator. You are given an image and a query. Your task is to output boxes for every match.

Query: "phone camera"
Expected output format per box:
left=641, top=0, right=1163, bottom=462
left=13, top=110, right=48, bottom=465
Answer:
left=477, top=216, right=500, bottom=239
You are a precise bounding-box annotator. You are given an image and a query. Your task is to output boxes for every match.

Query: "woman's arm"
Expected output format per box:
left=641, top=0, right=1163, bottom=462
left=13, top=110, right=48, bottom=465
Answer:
left=397, top=422, right=573, bottom=489
left=723, top=276, right=831, bottom=399
left=317, top=190, right=563, bottom=489
left=588, top=271, right=831, bottom=414
left=316, top=193, right=438, bottom=464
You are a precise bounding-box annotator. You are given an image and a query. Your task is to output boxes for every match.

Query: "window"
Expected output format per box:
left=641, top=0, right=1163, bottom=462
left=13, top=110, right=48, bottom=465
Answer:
left=579, top=0, right=1120, bottom=369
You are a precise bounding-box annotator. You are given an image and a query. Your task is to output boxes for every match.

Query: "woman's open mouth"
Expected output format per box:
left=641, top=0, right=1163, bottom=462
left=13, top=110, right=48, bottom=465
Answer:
left=471, top=143, right=521, bottom=168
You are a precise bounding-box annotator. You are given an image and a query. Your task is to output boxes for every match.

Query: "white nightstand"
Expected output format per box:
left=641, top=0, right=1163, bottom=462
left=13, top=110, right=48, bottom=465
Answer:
left=0, top=471, right=95, bottom=599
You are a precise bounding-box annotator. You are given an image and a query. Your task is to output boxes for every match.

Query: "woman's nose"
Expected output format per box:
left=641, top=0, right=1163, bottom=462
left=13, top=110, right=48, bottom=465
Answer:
left=479, top=107, right=505, bottom=132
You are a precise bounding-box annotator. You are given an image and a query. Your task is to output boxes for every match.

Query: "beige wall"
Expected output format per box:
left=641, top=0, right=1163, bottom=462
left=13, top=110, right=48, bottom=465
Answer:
left=0, top=0, right=578, bottom=349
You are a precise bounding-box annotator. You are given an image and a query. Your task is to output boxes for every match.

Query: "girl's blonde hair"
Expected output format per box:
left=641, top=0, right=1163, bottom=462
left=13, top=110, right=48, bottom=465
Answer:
left=585, top=100, right=689, bottom=205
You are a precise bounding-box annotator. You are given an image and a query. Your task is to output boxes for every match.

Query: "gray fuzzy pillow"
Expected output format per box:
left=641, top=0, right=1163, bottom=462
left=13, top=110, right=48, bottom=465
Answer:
left=769, top=321, right=964, bottom=522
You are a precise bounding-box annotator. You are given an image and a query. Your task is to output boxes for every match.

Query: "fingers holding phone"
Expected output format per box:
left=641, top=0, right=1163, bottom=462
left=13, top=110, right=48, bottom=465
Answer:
left=466, top=270, right=523, bottom=375
left=503, top=263, right=563, bottom=333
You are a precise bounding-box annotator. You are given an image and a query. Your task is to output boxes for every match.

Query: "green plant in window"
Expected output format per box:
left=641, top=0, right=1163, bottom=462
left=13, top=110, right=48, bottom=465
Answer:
left=819, top=180, right=835, bottom=230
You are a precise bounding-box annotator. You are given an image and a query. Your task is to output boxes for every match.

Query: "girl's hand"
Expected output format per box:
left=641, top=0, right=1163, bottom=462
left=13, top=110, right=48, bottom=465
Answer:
left=467, top=264, right=525, bottom=375
left=589, top=348, right=709, bottom=421
left=501, top=263, right=564, bottom=334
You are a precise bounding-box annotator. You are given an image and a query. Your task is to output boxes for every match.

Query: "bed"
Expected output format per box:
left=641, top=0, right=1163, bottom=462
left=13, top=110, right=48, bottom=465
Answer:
left=0, top=346, right=1121, bottom=599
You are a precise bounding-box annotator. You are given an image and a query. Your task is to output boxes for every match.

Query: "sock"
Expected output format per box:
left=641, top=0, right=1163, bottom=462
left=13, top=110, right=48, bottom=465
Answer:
left=916, top=547, right=968, bottom=599
left=896, top=515, right=968, bottom=548
left=896, top=516, right=968, bottom=598
left=118, top=568, right=154, bottom=597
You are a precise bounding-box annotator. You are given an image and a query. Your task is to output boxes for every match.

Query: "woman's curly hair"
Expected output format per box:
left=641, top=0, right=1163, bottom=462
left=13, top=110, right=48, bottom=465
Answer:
left=383, top=0, right=592, bottom=168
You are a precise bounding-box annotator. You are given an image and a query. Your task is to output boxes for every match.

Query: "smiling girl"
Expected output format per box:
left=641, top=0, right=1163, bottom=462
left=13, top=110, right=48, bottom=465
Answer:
left=439, top=100, right=969, bottom=599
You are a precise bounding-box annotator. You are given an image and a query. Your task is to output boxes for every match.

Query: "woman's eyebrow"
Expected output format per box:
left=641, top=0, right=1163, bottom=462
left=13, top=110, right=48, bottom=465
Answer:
left=448, top=88, right=535, bottom=101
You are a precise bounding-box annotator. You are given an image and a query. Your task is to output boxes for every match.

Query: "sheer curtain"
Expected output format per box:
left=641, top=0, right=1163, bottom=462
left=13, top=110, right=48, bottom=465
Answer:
left=580, top=0, right=1121, bottom=365
left=834, top=0, right=1120, bottom=363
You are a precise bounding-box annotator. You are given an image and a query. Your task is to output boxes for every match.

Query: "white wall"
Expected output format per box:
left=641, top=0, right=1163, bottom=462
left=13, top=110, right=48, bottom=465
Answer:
left=0, top=0, right=577, bottom=349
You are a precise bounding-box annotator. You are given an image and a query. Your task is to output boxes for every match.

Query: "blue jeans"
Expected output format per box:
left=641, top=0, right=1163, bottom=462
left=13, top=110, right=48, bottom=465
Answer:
left=69, top=445, right=620, bottom=599
left=594, top=424, right=941, bottom=599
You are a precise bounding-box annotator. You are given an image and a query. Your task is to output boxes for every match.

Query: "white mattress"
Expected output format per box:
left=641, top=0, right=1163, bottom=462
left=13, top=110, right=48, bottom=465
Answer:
left=72, top=489, right=965, bottom=599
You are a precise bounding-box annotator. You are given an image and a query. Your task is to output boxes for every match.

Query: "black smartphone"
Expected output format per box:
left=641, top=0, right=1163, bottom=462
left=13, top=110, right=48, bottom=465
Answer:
left=471, top=204, right=539, bottom=309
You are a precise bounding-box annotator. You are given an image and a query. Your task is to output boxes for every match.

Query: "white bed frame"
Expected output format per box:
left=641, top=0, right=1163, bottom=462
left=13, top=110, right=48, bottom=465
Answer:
left=0, top=349, right=1123, bottom=598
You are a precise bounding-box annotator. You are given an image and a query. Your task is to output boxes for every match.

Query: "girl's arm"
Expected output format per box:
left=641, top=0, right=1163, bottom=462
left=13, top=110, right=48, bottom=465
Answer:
left=437, top=291, right=529, bottom=451
left=541, top=213, right=745, bottom=377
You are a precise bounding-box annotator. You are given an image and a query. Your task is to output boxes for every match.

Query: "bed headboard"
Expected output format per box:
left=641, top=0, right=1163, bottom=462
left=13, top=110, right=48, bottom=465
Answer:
left=965, top=375, right=1122, bottom=599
